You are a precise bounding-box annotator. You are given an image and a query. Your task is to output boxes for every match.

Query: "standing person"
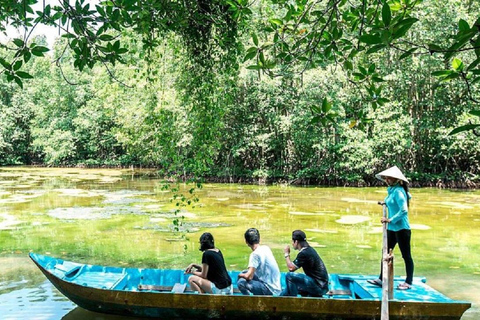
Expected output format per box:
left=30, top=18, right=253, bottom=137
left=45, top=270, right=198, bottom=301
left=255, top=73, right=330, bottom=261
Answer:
left=367, top=165, right=414, bottom=290
left=237, top=228, right=282, bottom=296
left=281, top=230, right=329, bottom=297
left=185, top=232, right=233, bottom=294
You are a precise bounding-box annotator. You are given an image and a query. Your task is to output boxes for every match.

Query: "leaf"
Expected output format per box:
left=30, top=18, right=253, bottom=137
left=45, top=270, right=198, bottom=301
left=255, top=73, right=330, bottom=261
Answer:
left=13, top=60, right=23, bottom=71
left=23, top=51, right=31, bottom=63
left=359, top=34, right=383, bottom=45
left=471, top=76, right=480, bottom=85
left=244, top=51, right=257, bottom=62
left=382, top=3, right=391, bottom=27
left=252, top=33, right=259, bottom=46
left=14, top=77, right=23, bottom=88
left=470, top=110, right=480, bottom=117
left=0, top=57, right=11, bottom=69
left=344, top=60, right=353, bottom=71
left=99, top=34, right=114, bottom=41
left=458, top=19, right=470, bottom=32
left=31, top=46, right=49, bottom=56
left=466, top=58, right=480, bottom=71
left=452, top=58, right=464, bottom=72
left=449, top=124, right=480, bottom=135
left=366, top=44, right=387, bottom=54
left=13, top=38, right=25, bottom=47
left=321, top=97, right=332, bottom=113
left=441, top=73, right=460, bottom=82
left=428, top=43, right=443, bottom=53
left=16, top=71, right=33, bottom=79
left=399, top=48, right=417, bottom=60
left=372, top=76, right=385, bottom=83
left=269, top=18, right=283, bottom=26
left=431, top=70, right=452, bottom=77
left=392, top=24, right=413, bottom=40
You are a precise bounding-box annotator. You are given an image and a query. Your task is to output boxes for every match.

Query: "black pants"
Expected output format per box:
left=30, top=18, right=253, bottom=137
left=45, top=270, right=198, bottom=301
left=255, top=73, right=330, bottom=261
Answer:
left=379, top=229, right=414, bottom=285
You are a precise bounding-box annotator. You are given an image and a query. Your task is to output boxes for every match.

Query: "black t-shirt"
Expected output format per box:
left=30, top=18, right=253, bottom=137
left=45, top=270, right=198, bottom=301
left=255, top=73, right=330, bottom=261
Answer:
left=202, top=249, right=232, bottom=289
left=293, top=246, right=328, bottom=288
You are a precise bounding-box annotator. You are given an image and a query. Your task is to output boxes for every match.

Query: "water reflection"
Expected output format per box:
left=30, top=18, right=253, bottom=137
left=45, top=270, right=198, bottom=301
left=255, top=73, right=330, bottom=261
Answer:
left=0, top=281, right=75, bottom=320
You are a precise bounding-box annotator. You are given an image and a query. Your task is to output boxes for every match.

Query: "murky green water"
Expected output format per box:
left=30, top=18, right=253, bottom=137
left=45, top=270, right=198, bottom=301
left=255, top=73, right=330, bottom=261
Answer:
left=0, top=167, right=479, bottom=319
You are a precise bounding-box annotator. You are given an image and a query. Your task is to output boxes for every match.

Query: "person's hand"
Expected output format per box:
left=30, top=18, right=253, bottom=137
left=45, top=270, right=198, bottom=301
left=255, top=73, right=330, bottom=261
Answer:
left=381, top=217, right=391, bottom=223
left=185, top=263, right=194, bottom=274
left=284, top=245, right=290, bottom=255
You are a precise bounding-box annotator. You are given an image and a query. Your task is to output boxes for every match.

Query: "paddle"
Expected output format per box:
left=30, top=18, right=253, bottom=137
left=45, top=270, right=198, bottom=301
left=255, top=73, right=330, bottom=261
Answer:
left=379, top=201, right=390, bottom=320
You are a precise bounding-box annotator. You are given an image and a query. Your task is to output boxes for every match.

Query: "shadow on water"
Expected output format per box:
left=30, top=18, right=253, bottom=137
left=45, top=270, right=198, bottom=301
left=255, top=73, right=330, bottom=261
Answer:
left=63, top=307, right=136, bottom=320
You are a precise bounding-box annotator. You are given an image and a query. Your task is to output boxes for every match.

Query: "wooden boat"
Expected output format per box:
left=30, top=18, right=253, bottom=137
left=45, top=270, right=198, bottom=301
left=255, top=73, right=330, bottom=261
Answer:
left=30, top=253, right=471, bottom=320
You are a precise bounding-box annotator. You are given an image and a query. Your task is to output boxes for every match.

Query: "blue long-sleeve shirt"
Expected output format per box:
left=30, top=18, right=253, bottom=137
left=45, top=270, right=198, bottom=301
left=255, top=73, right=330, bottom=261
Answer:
left=384, top=185, right=411, bottom=231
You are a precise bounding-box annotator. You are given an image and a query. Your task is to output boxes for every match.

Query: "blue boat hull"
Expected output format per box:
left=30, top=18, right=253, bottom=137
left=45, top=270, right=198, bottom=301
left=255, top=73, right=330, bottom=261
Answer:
left=29, top=253, right=471, bottom=319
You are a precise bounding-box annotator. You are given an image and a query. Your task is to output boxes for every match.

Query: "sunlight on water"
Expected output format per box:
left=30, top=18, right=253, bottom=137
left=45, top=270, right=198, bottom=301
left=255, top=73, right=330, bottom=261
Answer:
left=0, top=167, right=479, bottom=319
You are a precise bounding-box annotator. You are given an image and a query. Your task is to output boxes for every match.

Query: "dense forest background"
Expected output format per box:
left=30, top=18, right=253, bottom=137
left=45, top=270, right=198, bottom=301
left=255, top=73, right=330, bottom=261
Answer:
left=1, top=0, right=479, bottom=186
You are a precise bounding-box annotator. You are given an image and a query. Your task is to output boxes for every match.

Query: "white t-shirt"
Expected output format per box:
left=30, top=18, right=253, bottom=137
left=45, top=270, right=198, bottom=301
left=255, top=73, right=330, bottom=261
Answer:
left=248, top=245, right=281, bottom=295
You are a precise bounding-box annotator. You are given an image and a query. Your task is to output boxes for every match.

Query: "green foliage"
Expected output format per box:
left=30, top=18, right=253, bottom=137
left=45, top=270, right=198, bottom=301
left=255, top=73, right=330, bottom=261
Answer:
left=0, top=0, right=479, bottom=184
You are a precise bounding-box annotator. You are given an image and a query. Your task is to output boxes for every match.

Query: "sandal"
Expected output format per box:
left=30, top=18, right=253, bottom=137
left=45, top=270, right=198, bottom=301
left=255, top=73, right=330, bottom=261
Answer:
left=397, top=282, right=412, bottom=290
left=367, top=278, right=382, bottom=287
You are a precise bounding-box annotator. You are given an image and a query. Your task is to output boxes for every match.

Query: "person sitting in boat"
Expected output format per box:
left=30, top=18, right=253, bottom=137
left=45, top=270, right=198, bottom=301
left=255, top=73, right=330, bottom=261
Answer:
left=185, top=232, right=233, bottom=294
left=237, top=228, right=282, bottom=296
left=281, top=230, right=329, bottom=297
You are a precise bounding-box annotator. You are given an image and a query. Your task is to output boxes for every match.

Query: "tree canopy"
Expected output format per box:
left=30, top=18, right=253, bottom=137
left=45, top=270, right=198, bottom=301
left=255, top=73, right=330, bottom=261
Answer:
left=0, top=0, right=479, bottom=184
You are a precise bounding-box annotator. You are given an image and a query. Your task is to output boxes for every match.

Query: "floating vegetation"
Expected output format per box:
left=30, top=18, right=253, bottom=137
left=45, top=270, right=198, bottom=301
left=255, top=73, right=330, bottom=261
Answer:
left=53, top=188, right=99, bottom=197
left=0, top=193, right=42, bottom=204
left=340, top=197, right=378, bottom=204
left=0, top=214, right=23, bottom=230
left=215, top=198, right=230, bottom=201
left=47, top=206, right=145, bottom=220
left=335, top=215, right=371, bottom=224
left=430, top=202, right=475, bottom=209
left=182, top=222, right=232, bottom=229
left=368, top=227, right=383, bottom=234
left=356, top=245, right=372, bottom=249
left=289, top=211, right=318, bottom=216
left=410, top=224, right=431, bottom=230
left=232, top=204, right=266, bottom=210
left=305, top=228, right=338, bottom=234
left=102, top=190, right=155, bottom=205
left=140, top=204, right=165, bottom=212
left=309, top=242, right=327, bottom=248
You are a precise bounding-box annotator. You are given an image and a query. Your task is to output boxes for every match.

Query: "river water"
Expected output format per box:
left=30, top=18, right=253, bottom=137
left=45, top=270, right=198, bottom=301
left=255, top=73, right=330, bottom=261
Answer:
left=0, top=167, right=478, bottom=319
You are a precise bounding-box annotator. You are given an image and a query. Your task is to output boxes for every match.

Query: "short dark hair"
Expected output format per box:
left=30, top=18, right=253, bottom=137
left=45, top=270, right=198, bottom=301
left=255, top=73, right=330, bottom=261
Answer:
left=292, top=230, right=309, bottom=247
left=199, top=232, right=215, bottom=251
left=244, top=228, right=260, bottom=245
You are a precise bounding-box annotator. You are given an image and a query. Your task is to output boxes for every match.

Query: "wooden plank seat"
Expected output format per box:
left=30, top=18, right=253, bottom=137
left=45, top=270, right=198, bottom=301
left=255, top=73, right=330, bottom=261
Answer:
left=138, top=284, right=241, bottom=294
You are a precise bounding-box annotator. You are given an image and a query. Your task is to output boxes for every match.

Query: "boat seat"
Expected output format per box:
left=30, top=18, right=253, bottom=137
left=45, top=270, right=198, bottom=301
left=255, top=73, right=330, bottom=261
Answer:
left=138, top=283, right=187, bottom=293
left=171, top=283, right=187, bottom=293
left=55, top=264, right=83, bottom=280
left=110, top=273, right=128, bottom=290
left=327, top=289, right=352, bottom=296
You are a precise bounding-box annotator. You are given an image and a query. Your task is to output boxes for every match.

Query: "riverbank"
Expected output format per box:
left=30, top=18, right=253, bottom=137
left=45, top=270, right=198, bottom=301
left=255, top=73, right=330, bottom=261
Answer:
left=3, top=164, right=479, bottom=189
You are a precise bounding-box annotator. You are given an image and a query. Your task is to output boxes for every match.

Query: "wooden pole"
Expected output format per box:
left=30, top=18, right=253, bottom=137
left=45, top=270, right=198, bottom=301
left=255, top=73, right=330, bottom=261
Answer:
left=381, top=203, right=389, bottom=320
left=388, top=248, right=394, bottom=300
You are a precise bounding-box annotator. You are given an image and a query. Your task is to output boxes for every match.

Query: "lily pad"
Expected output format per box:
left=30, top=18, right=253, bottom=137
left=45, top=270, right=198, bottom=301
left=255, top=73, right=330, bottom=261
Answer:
left=232, top=204, right=266, bottom=210
left=340, top=197, right=378, bottom=204
left=335, top=215, right=371, bottom=224
left=410, top=224, right=431, bottom=230
left=0, top=214, right=24, bottom=230
left=305, top=228, right=338, bottom=234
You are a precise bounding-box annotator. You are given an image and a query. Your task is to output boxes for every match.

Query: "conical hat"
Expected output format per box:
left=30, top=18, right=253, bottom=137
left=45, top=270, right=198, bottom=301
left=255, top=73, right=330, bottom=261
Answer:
left=375, top=166, right=408, bottom=183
